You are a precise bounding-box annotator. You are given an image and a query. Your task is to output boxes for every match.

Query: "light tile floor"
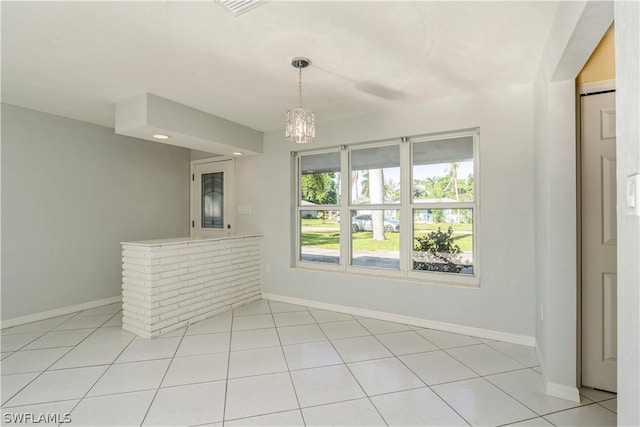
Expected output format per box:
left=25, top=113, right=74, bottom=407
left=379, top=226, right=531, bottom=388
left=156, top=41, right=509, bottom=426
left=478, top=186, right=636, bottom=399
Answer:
left=1, top=299, right=617, bottom=426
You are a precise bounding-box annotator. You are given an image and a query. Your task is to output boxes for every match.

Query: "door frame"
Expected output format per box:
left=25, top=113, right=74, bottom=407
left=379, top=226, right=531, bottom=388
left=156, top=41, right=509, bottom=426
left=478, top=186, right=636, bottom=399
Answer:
left=190, top=156, right=235, bottom=237
left=576, top=79, right=616, bottom=389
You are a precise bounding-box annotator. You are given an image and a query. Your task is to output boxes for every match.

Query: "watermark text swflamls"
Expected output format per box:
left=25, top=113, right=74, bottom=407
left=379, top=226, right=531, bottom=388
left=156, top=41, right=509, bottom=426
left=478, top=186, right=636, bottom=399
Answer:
left=3, top=412, right=72, bottom=424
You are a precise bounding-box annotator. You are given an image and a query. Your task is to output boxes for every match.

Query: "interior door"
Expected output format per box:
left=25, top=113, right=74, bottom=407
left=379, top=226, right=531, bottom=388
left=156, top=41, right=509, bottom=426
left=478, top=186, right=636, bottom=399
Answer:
left=191, top=159, right=234, bottom=237
left=581, top=90, right=617, bottom=392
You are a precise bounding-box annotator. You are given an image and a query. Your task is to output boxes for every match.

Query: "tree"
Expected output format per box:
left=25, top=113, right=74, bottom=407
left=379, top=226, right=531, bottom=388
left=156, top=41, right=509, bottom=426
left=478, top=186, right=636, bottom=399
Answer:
left=385, top=178, right=400, bottom=201
left=443, top=162, right=460, bottom=201
left=413, top=163, right=477, bottom=203
left=355, top=168, right=386, bottom=240
left=301, top=173, right=337, bottom=205
left=369, top=168, right=386, bottom=240
left=413, top=179, right=427, bottom=199
left=351, top=170, right=360, bottom=204
left=424, top=176, right=445, bottom=200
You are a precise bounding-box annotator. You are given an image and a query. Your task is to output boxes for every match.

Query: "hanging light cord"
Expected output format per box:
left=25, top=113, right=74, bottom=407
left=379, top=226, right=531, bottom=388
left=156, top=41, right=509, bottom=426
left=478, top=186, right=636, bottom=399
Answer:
left=298, top=66, right=303, bottom=108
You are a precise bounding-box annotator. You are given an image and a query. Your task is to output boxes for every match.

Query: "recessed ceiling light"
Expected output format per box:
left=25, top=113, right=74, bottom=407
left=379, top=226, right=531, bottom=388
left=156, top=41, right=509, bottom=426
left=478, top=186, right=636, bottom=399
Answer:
left=152, top=134, right=170, bottom=140
left=232, top=152, right=243, bottom=156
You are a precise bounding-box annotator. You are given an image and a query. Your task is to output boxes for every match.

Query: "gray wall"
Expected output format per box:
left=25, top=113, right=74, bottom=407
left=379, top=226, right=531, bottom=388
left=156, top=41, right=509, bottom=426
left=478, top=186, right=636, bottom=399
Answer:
left=237, top=83, right=537, bottom=338
left=533, top=0, right=614, bottom=400
left=1, top=104, right=190, bottom=320
left=615, top=1, right=640, bottom=423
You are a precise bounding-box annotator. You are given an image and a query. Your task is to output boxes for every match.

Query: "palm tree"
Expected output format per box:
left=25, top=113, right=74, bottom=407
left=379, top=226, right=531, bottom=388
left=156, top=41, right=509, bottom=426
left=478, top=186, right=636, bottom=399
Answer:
left=360, top=170, right=370, bottom=202
left=443, top=162, right=460, bottom=201
left=443, top=162, right=460, bottom=222
left=385, top=178, right=400, bottom=201
left=369, top=168, right=386, bottom=241
left=351, top=170, right=360, bottom=203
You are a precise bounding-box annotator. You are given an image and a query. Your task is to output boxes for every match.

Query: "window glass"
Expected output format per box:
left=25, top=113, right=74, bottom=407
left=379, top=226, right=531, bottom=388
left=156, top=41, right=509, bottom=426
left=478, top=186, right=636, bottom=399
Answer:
left=295, top=130, right=478, bottom=284
left=351, top=145, right=400, bottom=204
left=351, top=209, right=400, bottom=269
left=300, top=210, right=340, bottom=264
left=202, top=172, right=224, bottom=228
left=412, top=137, right=474, bottom=202
left=413, top=208, right=474, bottom=275
left=300, top=152, right=341, bottom=205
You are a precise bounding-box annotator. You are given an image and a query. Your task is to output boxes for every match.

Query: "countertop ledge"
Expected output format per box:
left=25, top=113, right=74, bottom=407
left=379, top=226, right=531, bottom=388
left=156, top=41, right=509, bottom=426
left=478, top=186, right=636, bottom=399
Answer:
left=122, top=234, right=262, bottom=247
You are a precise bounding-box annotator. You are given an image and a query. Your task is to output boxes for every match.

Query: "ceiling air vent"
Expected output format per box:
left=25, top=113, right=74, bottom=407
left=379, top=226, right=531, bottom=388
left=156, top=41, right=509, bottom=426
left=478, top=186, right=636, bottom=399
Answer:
left=216, top=0, right=267, bottom=17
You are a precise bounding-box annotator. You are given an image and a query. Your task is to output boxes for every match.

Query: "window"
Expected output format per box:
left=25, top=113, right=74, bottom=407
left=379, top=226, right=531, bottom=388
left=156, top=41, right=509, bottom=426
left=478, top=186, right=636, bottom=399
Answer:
left=295, top=129, right=479, bottom=286
left=411, top=135, right=475, bottom=278
left=299, top=151, right=341, bottom=265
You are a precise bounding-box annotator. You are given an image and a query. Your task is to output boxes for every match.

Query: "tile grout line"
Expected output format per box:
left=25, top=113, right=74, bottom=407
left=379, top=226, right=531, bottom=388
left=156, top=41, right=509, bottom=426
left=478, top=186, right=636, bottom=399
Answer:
left=483, top=371, right=576, bottom=422
left=354, top=318, right=474, bottom=427
left=2, top=300, right=618, bottom=427
left=318, top=312, right=391, bottom=426
left=539, top=401, right=612, bottom=423
left=139, top=319, right=190, bottom=427
left=261, top=299, right=307, bottom=426
left=220, top=306, right=236, bottom=425
left=435, top=342, right=604, bottom=424
left=2, top=310, right=121, bottom=411
left=485, top=341, right=540, bottom=367
left=442, top=341, right=604, bottom=421
left=63, top=310, right=140, bottom=425
left=0, top=311, right=84, bottom=353
left=438, top=343, right=547, bottom=424
left=596, top=398, right=618, bottom=415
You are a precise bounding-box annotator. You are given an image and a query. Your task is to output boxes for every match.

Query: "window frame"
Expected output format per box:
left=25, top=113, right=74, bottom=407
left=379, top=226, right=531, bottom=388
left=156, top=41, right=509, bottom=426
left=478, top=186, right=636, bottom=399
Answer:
left=295, top=147, right=344, bottom=272
left=293, top=128, right=480, bottom=287
left=346, top=140, right=405, bottom=278
left=407, top=130, right=480, bottom=286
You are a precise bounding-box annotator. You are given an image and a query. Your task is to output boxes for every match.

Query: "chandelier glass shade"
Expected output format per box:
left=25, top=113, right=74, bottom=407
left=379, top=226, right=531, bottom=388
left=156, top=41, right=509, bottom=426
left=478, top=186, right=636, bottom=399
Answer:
left=286, top=57, right=315, bottom=144
left=285, top=107, right=315, bottom=144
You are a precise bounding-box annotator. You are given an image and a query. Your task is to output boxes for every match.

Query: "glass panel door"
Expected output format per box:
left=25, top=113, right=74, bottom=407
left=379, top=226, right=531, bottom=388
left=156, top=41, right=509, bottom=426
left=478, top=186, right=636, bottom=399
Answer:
left=191, top=159, right=234, bottom=237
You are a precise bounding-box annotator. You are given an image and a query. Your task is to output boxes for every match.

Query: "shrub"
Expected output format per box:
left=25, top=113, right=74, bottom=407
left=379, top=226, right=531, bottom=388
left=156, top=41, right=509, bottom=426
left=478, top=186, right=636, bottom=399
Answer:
left=413, top=227, right=463, bottom=273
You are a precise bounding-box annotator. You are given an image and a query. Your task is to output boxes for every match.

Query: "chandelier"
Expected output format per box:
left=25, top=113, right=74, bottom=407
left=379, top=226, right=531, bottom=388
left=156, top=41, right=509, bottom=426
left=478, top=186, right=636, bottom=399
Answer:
left=285, top=57, right=315, bottom=143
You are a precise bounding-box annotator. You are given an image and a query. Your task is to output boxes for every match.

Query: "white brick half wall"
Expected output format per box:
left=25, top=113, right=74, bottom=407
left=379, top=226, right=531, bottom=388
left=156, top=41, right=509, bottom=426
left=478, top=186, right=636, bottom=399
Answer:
left=121, top=235, right=262, bottom=338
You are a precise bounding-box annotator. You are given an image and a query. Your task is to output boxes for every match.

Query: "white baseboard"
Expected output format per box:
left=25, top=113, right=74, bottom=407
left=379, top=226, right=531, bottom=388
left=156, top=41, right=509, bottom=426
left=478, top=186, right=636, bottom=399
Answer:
left=0, top=296, right=122, bottom=329
left=262, top=292, right=536, bottom=346
left=535, top=341, right=581, bottom=403
left=269, top=293, right=584, bottom=402
left=546, top=381, right=581, bottom=403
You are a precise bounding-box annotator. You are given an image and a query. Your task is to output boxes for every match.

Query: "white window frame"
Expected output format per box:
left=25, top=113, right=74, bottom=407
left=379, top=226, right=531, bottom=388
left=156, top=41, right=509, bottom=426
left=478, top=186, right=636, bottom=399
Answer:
left=407, top=130, right=480, bottom=287
left=293, top=128, right=480, bottom=287
left=294, top=147, right=344, bottom=272
left=346, top=140, right=404, bottom=278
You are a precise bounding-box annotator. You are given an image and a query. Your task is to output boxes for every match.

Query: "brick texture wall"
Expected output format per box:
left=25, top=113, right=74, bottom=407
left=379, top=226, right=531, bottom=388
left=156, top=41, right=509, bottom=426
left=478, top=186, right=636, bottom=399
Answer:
left=122, top=236, right=261, bottom=338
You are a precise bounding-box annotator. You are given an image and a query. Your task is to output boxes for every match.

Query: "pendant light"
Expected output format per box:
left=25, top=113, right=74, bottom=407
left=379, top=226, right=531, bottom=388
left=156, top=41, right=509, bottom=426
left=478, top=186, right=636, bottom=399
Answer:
left=285, top=57, right=315, bottom=143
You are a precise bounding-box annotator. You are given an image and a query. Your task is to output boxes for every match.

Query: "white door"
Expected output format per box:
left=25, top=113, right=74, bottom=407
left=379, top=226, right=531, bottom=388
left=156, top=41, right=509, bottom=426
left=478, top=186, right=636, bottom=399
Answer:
left=581, top=90, right=617, bottom=392
left=191, top=159, right=234, bottom=237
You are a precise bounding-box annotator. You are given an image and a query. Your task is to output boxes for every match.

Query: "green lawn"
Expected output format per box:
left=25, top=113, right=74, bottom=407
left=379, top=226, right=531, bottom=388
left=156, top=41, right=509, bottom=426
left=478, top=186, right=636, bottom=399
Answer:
left=414, top=222, right=472, bottom=232
left=301, top=231, right=399, bottom=251
left=414, top=231, right=473, bottom=251
left=301, top=218, right=339, bottom=228
left=302, top=217, right=471, bottom=232
left=302, top=229, right=473, bottom=252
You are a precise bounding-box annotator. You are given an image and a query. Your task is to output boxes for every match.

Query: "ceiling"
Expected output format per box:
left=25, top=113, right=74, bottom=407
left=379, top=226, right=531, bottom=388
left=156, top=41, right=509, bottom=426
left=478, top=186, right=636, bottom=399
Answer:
left=1, top=1, right=559, bottom=133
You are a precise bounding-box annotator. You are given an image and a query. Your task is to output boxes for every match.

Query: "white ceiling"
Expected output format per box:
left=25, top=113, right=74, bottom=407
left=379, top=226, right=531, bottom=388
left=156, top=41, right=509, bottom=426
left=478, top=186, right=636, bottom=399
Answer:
left=1, top=1, right=559, bottom=133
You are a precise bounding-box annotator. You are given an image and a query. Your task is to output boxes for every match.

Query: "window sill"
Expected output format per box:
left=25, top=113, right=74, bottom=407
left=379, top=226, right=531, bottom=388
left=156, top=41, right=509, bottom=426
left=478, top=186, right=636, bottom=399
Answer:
left=292, top=262, right=480, bottom=289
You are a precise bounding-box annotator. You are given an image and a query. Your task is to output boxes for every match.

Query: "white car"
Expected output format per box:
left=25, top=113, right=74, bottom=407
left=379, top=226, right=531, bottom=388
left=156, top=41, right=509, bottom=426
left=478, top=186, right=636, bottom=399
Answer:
left=351, top=214, right=400, bottom=233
